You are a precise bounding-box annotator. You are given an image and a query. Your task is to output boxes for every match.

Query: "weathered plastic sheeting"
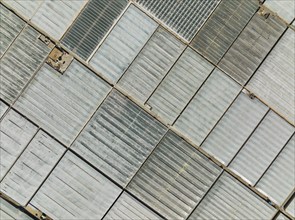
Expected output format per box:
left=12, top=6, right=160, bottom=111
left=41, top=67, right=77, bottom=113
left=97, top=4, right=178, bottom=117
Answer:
left=146, top=47, right=214, bottom=124
left=2, top=0, right=42, bottom=20
left=264, top=0, right=295, bottom=23
left=135, top=0, right=220, bottom=41
left=174, top=69, right=241, bottom=146
left=127, top=131, right=222, bottom=220
left=0, top=26, right=51, bottom=104
left=0, top=110, right=38, bottom=180
left=201, top=92, right=268, bottom=165
left=14, top=60, right=111, bottom=146
left=229, top=111, right=294, bottom=185
left=72, top=90, right=167, bottom=187
left=0, top=198, right=32, bottom=220
left=89, top=5, right=158, bottom=83
left=62, top=0, right=128, bottom=60
left=189, top=172, right=276, bottom=220
left=0, top=101, right=9, bottom=118
left=0, top=5, right=25, bottom=57
left=30, top=151, right=121, bottom=220
left=246, top=28, right=295, bottom=123
left=30, top=0, right=87, bottom=40
left=256, top=135, right=295, bottom=205
left=191, top=0, right=259, bottom=64
left=118, top=28, right=185, bottom=103
left=1, top=131, right=65, bottom=206
left=103, top=192, right=161, bottom=220
left=286, top=197, right=295, bottom=217
left=276, top=213, right=291, bottom=220
left=218, top=9, right=286, bottom=85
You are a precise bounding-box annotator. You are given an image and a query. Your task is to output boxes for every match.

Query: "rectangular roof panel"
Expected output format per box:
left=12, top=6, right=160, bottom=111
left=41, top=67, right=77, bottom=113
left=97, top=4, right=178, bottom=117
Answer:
left=14, top=60, right=111, bottom=146
left=0, top=26, right=51, bottom=104
left=188, top=172, right=276, bottom=219
left=118, top=27, right=186, bottom=103
left=174, top=69, right=241, bottom=146
left=0, top=110, right=38, bottom=179
left=30, top=151, right=122, bottom=219
left=1, top=131, right=65, bottom=206
left=229, top=111, right=294, bottom=185
left=191, top=0, right=259, bottom=64
left=71, top=90, right=167, bottom=186
left=127, top=130, right=222, bottom=220
left=89, top=5, right=158, bottom=83
left=146, top=47, right=214, bottom=124
left=62, top=0, right=128, bottom=60
left=201, top=92, right=268, bottom=165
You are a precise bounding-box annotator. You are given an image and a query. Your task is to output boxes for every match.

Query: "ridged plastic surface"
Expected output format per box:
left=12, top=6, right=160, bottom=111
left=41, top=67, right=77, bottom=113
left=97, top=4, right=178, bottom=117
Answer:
left=14, top=60, right=111, bottom=146
left=90, top=5, right=158, bottom=83
left=247, top=28, right=295, bottom=123
left=286, top=197, right=295, bottom=217
left=136, top=0, right=220, bottom=41
left=30, top=0, right=86, bottom=40
left=229, top=111, right=294, bottom=185
left=0, top=198, right=32, bottom=220
left=127, top=131, right=222, bottom=220
left=201, top=92, right=268, bottom=165
left=0, top=110, right=38, bottom=180
left=0, top=131, right=65, bottom=206
left=0, top=5, right=25, bottom=57
left=219, top=9, right=286, bottom=85
left=103, top=192, right=161, bottom=220
left=30, top=151, right=122, bottom=220
left=72, top=90, right=167, bottom=187
left=0, top=101, right=9, bottom=118
left=256, top=135, right=295, bottom=205
left=2, top=0, right=42, bottom=19
left=189, top=172, right=276, bottom=220
left=191, top=0, right=259, bottom=64
left=146, top=47, right=214, bottom=124
left=118, top=27, right=185, bottom=103
left=174, top=69, right=241, bottom=146
left=0, top=26, right=50, bottom=104
left=62, top=0, right=128, bottom=60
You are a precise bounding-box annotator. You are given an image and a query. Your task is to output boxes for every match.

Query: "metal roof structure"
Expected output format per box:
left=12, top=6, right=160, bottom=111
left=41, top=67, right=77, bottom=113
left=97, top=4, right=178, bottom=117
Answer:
left=0, top=0, right=294, bottom=220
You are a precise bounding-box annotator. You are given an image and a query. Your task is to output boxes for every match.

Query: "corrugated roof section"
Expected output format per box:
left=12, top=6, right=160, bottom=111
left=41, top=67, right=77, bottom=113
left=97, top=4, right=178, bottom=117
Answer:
left=146, top=47, right=214, bottom=124
left=229, top=111, right=294, bottom=185
left=174, top=69, right=241, bottom=146
left=189, top=172, right=276, bottom=219
left=135, top=0, right=220, bottom=41
left=0, top=110, right=38, bottom=180
left=14, top=60, right=111, bottom=146
left=30, top=0, right=87, bottom=40
left=0, top=101, right=8, bottom=118
left=89, top=5, right=158, bottom=83
left=118, top=27, right=186, bottom=103
left=286, top=197, right=295, bottom=217
left=256, top=135, right=295, bottom=205
left=191, top=0, right=259, bottom=64
left=218, top=8, right=287, bottom=85
left=201, top=92, right=268, bottom=165
left=0, top=198, right=32, bottom=220
left=103, top=192, right=161, bottom=220
left=0, top=26, right=51, bottom=104
left=62, top=0, right=128, bottom=60
left=2, top=0, right=42, bottom=20
left=30, top=151, right=122, bottom=220
left=0, top=5, right=25, bottom=57
left=0, top=131, right=65, bottom=206
left=246, top=28, right=295, bottom=124
left=127, top=130, right=222, bottom=220
left=264, top=0, right=295, bottom=23
left=71, top=90, right=167, bottom=187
